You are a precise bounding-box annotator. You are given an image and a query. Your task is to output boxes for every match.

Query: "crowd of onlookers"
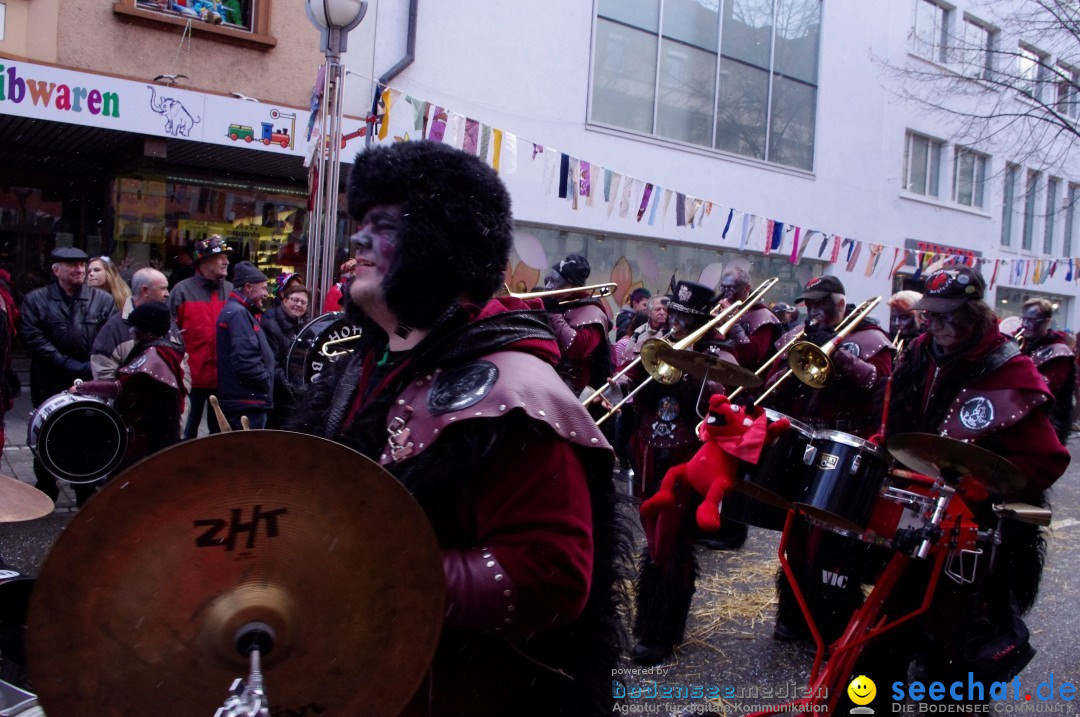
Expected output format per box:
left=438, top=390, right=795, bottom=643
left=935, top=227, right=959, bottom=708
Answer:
left=1, top=236, right=329, bottom=506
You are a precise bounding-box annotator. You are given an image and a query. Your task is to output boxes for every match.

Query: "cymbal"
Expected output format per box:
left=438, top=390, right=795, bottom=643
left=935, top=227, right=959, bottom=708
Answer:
left=27, top=431, right=444, bottom=717
left=0, top=474, right=54, bottom=522
left=886, top=432, right=1025, bottom=493
left=653, top=345, right=763, bottom=388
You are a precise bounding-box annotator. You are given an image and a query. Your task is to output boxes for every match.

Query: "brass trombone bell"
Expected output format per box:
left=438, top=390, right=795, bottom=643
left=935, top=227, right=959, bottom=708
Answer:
left=505, top=282, right=617, bottom=304
left=319, top=333, right=364, bottom=358
left=789, top=343, right=832, bottom=388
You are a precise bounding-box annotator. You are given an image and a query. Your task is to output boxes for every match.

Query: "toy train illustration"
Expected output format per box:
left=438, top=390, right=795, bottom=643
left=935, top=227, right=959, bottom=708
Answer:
left=228, top=122, right=290, bottom=148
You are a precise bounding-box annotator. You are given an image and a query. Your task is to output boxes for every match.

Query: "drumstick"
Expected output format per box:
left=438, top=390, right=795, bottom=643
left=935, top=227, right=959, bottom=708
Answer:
left=241, top=415, right=251, bottom=431
left=208, top=395, right=232, bottom=433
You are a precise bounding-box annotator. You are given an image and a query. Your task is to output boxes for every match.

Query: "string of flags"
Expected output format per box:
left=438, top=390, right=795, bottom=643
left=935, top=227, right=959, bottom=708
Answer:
left=365, top=85, right=1076, bottom=291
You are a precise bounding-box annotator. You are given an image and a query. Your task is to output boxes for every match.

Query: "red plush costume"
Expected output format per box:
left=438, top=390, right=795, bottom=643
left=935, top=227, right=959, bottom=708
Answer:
left=641, top=394, right=789, bottom=533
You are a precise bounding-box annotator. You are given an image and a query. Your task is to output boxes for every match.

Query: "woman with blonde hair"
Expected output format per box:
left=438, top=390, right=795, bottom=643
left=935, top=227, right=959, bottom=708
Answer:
left=87, top=256, right=132, bottom=312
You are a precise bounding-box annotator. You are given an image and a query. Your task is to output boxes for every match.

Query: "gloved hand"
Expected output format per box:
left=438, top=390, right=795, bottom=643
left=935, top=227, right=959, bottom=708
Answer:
left=726, top=322, right=749, bottom=344
left=62, top=357, right=91, bottom=377
left=803, top=326, right=833, bottom=346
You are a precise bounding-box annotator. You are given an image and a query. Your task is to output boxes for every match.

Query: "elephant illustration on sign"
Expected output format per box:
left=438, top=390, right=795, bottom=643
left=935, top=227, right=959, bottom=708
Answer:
left=147, top=85, right=201, bottom=137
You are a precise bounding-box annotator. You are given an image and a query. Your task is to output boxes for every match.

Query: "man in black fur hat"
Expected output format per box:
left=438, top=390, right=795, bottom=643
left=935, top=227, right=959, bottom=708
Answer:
left=289, top=141, right=627, bottom=716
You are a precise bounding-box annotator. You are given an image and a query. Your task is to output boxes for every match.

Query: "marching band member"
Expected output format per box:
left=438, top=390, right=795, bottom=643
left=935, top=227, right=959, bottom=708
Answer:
left=760, top=275, right=893, bottom=643
left=714, top=267, right=782, bottom=373
left=888, top=289, right=926, bottom=346
left=858, top=267, right=1069, bottom=702
left=626, top=280, right=727, bottom=665
left=542, top=253, right=614, bottom=398
left=289, top=142, right=627, bottom=716
left=1019, top=298, right=1076, bottom=443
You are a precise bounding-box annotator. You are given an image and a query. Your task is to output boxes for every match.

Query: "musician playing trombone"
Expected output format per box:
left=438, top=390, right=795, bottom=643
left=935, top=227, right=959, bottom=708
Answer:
left=714, top=267, right=782, bottom=374
left=542, top=254, right=615, bottom=399
left=888, top=289, right=926, bottom=347
left=759, top=275, right=894, bottom=644
left=624, top=280, right=731, bottom=666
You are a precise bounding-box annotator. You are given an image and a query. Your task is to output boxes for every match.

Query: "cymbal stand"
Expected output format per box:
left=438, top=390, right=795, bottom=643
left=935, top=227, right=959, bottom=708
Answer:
left=215, top=624, right=274, bottom=717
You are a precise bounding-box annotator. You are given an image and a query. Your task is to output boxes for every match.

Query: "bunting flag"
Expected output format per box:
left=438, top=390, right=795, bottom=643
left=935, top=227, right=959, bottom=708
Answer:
left=789, top=226, right=801, bottom=264
left=405, top=95, right=428, bottom=132
left=500, top=132, right=517, bottom=174
left=989, top=259, right=1000, bottom=289
left=764, top=220, right=776, bottom=256
left=558, top=153, right=570, bottom=199
left=739, top=213, right=753, bottom=251
left=606, top=173, right=622, bottom=217
left=428, top=106, right=447, bottom=143
left=890, top=249, right=910, bottom=278
left=675, top=193, right=687, bottom=227
left=1067, top=260, right=1075, bottom=282
left=463, top=118, right=480, bottom=155
left=829, top=236, right=842, bottom=263
left=688, top=198, right=704, bottom=228
left=619, top=179, right=636, bottom=219
left=478, top=124, right=492, bottom=161
left=864, top=244, right=883, bottom=277
left=580, top=161, right=591, bottom=198
left=721, top=208, right=735, bottom=240
left=845, top=240, right=862, bottom=273
left=377, top=87, right=393, bottom=140
left=647, top=186, right=661, bottom=225
left=637, top=183, right=654, bottom=222
left=570, top=158, right=580, bottom=210
left=661, top=190, right=673, bottom=224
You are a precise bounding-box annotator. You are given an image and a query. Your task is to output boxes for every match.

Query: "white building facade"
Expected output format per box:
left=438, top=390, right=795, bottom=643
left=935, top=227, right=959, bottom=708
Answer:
left=343, top=0, right=1080, bottom=328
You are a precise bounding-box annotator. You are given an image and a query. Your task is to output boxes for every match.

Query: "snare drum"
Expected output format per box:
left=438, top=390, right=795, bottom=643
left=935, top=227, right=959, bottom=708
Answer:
left=734, top=410, right=816, bottom=510
left=0, top=677, right=42, bottom=715
left=27, top=393, right=127, bottom=484
left=721, top=489, right=788, bottom=532
left=795, top=430, right=888, bottom=534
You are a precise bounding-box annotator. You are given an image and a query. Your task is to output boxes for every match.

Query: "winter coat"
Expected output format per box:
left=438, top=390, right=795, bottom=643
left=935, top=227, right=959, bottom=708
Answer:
left=215, top=293, right=274, bottom=414
left=21, top=281, right=116, bottom=406
left=260, top=303, right=301, bottom=425
left=169, top=273, right=231, bottom=390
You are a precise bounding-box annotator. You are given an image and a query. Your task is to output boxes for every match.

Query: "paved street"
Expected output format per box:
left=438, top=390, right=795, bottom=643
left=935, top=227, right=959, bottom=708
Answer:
left=2, top=350, right=1079, bottom=715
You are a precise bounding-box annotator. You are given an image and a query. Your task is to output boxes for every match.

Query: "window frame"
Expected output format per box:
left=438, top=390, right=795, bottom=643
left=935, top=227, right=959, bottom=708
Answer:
left=1001, top=163, right=1019, bottom=248
left=952, top=145, right=987, bottom=208
left=1044, top=177, right=1060, bottom=255
left=1022, top=169, right=1041, bottom=252
left=1056, top=63, right=1080, bottom=121
left=903, top=130, right=943, bottom=197
left=1064, top=183, right=1079, bottom=257
left=959, top=15, right=993, bottom=80
left=1018, top=44, right=1050, bottom=102
left=112, top=0, right=276, bottom=51
left=911, top=0, right=950, bottom=64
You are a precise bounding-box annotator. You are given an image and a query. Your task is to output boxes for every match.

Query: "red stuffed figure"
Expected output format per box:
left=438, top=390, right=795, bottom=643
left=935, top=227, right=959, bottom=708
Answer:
left=640, top=394, right=790, bottom=532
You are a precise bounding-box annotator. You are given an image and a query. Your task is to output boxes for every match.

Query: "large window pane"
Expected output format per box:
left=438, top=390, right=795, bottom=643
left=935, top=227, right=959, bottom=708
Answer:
left=1001, top=164, right=1018, bottom=247
left=1023, top=171, right=1040, bottom=251
left=716, top=59, right=769, bottom=159
left=1044, top=178, right=1059, bottom=254
left=768, top=77, right=815, bottom=170
left=774, top=0, right=820, bottom=85
left=592, top=17, right=659, bottom=133
left=722, top=0, right=774, bottom=70
left=598, top=0, right=660, bottom=33
left=657, top=39, right=718, bottom=145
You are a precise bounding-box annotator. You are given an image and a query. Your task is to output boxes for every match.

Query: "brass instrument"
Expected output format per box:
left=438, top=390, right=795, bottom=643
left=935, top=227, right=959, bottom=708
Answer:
left=505, top=282, right=617, bottom=305
left=1013, top=328, right=1025, bottom=351
left=754, top=297, right=882, bottom=405
left=320, top=333, right=364, bottom=358
left=727, top=328, right=805, bottom=401
left=594, top=278, right=779, bottom=425
left=580, top=328, right=675, bottom=407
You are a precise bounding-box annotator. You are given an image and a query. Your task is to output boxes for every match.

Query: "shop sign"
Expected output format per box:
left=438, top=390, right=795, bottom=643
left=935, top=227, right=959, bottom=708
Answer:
left=177, top=220, right=287, bottom=243
left=0, top=59, right=318, bottom=158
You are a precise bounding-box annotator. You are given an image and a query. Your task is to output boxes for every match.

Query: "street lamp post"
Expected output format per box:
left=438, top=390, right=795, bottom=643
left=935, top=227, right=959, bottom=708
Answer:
left=304, top=0, right=367, bottom=315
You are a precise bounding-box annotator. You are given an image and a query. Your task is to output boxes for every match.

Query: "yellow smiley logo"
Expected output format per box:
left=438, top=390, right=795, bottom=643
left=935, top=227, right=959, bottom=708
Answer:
left=847, top=675, right=876, bottom=706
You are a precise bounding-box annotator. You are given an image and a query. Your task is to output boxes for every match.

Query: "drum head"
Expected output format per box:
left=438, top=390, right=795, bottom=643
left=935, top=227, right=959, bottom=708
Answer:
left=38, top=399, right=126, bottom=483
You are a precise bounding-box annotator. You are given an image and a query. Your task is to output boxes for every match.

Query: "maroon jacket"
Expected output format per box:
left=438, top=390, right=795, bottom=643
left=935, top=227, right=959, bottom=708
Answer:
left=888, top=331, right=1069, bottom=500
left=1022, top=331, right=1076, bottom=442
left=728, top=303, right=781, bottom=371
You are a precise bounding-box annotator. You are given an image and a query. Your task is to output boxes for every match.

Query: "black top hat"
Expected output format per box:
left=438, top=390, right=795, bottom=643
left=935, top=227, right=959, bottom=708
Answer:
left=795, top=275, right=845, bottom=303
left=666, top=281, right=715, bottom=316
left=913, top=266, right=986, bottom=313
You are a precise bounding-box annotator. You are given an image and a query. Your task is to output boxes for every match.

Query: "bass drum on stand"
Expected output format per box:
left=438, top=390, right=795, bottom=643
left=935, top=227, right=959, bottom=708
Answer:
left=27, top=393, right=127, bottom=484
left=286, top=312, right=363, bottom=387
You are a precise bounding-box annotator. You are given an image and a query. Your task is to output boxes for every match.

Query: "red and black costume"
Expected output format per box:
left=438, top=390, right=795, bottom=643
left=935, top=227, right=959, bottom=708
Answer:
left=726, top=302, right=781, bottom=374
left=1022, top=330, right=1076, bottom=443
left=293, top=297, right=626, bottom=716
left=548, top=297, right=614, bottom=395
left=858, top=328, right=1070, bottom=695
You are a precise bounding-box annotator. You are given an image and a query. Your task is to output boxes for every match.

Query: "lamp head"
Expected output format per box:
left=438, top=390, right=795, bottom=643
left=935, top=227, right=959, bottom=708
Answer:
left=306, top=0, right=367, bottom=29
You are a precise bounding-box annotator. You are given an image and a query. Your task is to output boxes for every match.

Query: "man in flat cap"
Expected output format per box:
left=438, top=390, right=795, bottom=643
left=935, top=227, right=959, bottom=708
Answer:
left=21, top=247, right=117, bottom=503
left=215, top=260, right=274, bottom=430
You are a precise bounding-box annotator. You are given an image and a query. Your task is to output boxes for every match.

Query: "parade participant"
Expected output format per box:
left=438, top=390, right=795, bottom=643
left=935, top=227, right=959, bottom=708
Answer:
left=543, top=253, right=614, bottom=397
left=70, top=301, right=186, bottom=475
left=169, top=234, right=232, bottom=439
left=262, top=283, right=310, bottom=428
left=612, top=296, right=669, bottom=472
left=888, top=289, right=925, bottom=345
left=615, top=287, right=651, bottom=338
left=289, top=141, right=626, bottom=715
left=1019, top=298, right=1075, bottom=443
left=771, top=301, right=800, bottom=333
left=855, top=267, right=1070, bottom=702
left=0, top=268, right=17, bottom=450
left=761, top=275, right=893, bottom=643
left=21, top=247, right=116, bottom=504
left=91, top=268, right=184, bottom=381
left=714, top=267, right=781, bottom=372
left=215, top=261, right=274, bottom=431
left=627, top=280, right=726, bottom=665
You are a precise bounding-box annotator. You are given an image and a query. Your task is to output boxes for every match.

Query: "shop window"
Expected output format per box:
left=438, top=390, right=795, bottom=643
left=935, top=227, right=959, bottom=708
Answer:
left=113, top=0, right=275, bottom=50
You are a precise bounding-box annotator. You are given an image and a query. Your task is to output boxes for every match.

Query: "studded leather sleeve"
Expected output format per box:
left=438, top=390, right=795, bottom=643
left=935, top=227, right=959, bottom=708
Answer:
left=443, top=548, right=519, bottom=633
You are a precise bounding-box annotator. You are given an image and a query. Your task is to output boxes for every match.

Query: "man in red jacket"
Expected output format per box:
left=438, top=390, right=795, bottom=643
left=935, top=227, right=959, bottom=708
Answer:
left=168, top=235, right=233, bottom=439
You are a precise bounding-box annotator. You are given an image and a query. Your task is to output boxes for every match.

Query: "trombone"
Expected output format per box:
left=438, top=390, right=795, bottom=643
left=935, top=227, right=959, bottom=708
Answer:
left=580, top=328, right=675, bottom=407
left=594, top=277, right=778, bottom=425
left=504, top=282, right=617, bottom=305
left=754, top=296, right=882, bottom=405
left=727, top=328, right=806, bottom=401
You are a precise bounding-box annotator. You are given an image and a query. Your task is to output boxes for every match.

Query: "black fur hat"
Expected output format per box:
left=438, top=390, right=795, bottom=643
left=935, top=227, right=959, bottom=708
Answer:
left=346, top=141, right=513, bottom=329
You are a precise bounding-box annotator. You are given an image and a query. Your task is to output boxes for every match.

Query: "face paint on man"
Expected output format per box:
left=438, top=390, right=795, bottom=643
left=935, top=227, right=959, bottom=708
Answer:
left=804, top=296, right=843, bottom=330
left=1020, top=306, right=1051, bottom=340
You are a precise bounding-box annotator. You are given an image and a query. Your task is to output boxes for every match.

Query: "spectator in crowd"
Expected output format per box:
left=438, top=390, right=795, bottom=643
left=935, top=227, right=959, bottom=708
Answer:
left=86, top=256, right=132, bottom=314
left=0, top=268, right=18, bottom=450
left=322, top=259, right=356, bottom=314
left=21, top=247, right=116, bottom=503
left=169, top=235, right=232, bottom=439
left=215, top=261, right=274, bottom=430
left=70, top=301, right=187, bottom=475
left=615, top=287, right=651, bottom=339
left=262, top=283, right=310, bottom=428
left=92, top=268, right=185, bottom=383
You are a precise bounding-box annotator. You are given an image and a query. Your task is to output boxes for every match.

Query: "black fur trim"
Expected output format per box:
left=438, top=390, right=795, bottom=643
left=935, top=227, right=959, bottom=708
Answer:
left=347, top=142, right=513, bottom=329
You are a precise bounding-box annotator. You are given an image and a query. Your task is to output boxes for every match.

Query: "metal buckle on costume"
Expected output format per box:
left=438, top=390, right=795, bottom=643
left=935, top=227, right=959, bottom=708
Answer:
left=386, top=413, right=415, bottom=462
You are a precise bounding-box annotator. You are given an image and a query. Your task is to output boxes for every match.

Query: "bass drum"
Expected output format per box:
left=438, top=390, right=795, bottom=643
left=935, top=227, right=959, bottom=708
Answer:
left=27, top=393, right=127, bottom=484
left=286, top=312, right=363, bottom=387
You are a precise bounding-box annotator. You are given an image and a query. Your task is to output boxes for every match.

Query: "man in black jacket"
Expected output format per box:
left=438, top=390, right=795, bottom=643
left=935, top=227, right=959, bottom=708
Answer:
left=215, top=261, right=274, bottom=430
left=21, top=247, right=116, bottom=503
